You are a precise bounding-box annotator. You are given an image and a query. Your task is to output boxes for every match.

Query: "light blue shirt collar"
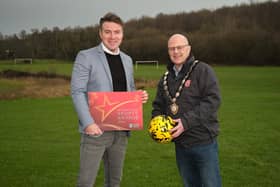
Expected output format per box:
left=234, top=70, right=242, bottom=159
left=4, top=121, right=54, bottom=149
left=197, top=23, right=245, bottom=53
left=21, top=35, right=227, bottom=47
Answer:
left=173, top=65, right=183, bottom=77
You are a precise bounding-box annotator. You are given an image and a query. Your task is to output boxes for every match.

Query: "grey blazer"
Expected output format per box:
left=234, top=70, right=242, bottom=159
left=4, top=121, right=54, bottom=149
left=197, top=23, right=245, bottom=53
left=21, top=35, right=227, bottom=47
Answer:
left=71, top=44, right=135, bottom=132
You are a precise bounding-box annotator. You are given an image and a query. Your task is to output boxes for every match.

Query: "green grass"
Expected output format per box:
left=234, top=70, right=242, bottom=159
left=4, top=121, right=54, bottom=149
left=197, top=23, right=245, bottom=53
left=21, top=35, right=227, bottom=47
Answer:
left=0, top=61, right=280, bottom=186
left=216, top=67, right=280, bottom=186
left=134, top=65, right=166, bottom=80
left=0, top=59, right=73, bottom=76
left=0, top=59, right=166, bottom=79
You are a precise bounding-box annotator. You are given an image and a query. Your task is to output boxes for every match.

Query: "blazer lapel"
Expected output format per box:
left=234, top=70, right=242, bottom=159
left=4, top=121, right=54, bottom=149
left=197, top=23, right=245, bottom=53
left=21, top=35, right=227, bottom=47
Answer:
left=97, top=45, right=113, bottom=88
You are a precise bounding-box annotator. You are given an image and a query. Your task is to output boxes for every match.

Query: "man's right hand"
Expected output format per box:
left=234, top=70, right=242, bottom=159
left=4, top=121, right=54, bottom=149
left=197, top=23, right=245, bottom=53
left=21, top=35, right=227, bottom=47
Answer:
left=84, top=123, right=103, bottom=136
left=170, top=118, right=185, bottom=138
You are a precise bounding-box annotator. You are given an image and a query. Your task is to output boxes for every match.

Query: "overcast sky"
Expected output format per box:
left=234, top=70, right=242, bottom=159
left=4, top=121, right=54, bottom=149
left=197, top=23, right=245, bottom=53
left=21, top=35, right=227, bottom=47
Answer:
left=0, top=0, right=271, bottom=36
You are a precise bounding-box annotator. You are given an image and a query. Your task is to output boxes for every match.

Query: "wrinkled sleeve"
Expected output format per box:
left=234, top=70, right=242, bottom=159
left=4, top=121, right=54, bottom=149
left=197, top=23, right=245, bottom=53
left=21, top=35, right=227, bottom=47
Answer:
left=71, top=52, right=94, bottom=131
left=152, top=77, right=167, bottom=118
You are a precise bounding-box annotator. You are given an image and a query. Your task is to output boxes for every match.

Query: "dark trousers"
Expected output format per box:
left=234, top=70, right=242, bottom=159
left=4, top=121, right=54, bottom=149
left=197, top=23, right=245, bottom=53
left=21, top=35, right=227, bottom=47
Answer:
left=175, top=140, right=222, bottom=187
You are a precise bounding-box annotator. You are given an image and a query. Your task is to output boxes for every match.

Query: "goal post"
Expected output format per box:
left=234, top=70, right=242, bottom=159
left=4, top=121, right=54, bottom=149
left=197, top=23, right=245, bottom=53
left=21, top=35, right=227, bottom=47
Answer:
left=135, top=60, right=159, bottom=69
left=14, top=58, right=33, bottom=64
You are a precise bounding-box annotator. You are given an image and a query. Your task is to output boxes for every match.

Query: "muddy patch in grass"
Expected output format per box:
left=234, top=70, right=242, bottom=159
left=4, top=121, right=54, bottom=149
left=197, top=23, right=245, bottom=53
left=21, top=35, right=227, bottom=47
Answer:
left=0, top=70, right=157, bottom=100
left=0, top=77, right=70, bottom=100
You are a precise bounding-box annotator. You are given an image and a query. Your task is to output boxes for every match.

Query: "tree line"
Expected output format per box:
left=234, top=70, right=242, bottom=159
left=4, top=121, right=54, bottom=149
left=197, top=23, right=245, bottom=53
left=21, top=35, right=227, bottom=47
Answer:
left=0, top=1, right=279, bottom=65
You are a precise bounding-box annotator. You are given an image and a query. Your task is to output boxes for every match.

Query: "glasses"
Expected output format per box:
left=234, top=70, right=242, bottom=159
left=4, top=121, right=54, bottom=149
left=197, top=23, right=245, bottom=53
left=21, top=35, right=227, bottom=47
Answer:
left=168, top=44, right=188, bottom=52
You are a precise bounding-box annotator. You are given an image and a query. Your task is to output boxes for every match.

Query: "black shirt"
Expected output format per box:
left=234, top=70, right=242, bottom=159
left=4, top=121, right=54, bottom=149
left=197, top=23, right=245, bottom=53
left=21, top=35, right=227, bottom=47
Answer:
left=105, top=52, right=127, bottom=91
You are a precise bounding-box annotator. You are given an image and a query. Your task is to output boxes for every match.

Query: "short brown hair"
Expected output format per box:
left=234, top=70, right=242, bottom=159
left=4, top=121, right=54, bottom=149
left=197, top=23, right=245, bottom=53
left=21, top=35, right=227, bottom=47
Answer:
left=99, top=12, right=124, bottom=29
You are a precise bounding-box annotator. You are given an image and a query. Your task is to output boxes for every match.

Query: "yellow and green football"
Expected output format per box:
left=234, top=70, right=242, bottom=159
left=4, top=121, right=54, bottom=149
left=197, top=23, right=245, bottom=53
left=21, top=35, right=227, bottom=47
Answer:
left=148, top=115, right=176, bottom=144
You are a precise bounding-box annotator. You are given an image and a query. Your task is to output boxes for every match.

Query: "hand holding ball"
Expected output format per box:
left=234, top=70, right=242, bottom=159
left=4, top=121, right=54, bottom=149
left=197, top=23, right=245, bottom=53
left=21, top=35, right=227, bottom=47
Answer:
left=148, top=115, right=176, bottom=144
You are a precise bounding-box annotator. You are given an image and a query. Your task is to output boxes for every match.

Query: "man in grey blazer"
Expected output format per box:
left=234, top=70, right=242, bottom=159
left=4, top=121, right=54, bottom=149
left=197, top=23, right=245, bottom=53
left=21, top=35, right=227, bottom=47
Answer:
left=71, top=13, right=148, bottom=187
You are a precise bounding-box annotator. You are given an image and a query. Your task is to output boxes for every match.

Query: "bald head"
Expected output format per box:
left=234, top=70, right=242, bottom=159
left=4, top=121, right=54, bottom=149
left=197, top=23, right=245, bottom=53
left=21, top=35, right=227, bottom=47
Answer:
left=168, top=34, right=189, bottom=46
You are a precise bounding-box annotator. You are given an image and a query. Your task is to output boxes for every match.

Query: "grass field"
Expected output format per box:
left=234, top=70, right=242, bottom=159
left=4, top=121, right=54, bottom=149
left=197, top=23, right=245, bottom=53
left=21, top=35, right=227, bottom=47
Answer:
left=0, top=61, right=280, bottom=186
